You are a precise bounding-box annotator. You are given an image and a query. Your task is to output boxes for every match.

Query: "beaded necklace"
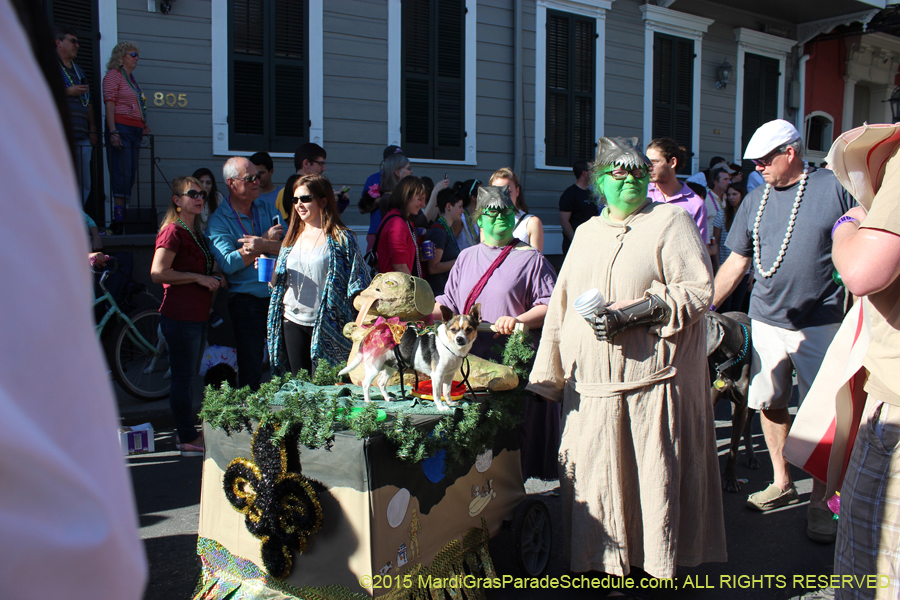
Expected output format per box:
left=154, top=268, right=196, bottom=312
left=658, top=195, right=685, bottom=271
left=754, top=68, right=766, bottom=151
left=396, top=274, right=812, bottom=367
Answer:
left=226, top=199, right=261, bottom=237
left=177, top=217, right=213, bottom=275
left=59, top=60, right=89, bottom=106
left=118, top=67, right=147, bottom=122
left=752, top=162, right=809, bottom=279
left=404, top=218, right=423, bottom=278
left=436, top=216, right=460, bottom=254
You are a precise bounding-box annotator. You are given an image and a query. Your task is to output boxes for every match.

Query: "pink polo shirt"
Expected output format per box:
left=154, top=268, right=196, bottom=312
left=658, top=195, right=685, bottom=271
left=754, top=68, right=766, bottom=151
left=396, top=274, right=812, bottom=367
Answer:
left=647, top=182, right=708, bottom=242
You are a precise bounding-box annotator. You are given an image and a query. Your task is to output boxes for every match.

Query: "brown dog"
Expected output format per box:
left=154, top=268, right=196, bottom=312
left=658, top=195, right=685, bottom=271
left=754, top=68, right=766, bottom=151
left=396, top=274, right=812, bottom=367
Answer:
left=706, top=311, right=759, bottom=492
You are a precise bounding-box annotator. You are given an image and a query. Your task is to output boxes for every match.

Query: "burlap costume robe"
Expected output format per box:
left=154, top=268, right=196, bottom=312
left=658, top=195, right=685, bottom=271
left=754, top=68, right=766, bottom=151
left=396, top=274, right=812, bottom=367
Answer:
left=527, top=201, right=727, bottom=578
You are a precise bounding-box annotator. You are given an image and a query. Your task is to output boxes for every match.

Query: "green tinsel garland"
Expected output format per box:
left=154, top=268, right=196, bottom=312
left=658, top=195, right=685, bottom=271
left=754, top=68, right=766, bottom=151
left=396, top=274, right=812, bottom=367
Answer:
left=200, top=332, right=534, bottom=466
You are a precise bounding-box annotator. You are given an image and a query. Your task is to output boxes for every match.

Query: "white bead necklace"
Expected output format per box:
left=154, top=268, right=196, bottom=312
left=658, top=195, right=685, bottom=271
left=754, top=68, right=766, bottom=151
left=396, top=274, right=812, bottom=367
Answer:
left=752, top=162, right=808, bottom=279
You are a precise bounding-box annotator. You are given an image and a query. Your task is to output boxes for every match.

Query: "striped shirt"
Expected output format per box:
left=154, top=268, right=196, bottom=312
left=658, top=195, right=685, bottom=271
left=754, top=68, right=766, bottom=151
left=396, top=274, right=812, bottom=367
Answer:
left=102, top=69, right=145, bottom=128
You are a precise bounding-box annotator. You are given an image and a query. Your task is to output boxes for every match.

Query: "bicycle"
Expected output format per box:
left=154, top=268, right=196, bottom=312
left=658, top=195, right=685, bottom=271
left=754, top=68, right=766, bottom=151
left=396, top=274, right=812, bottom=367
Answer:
left=93, top=258, right=170, bottom=401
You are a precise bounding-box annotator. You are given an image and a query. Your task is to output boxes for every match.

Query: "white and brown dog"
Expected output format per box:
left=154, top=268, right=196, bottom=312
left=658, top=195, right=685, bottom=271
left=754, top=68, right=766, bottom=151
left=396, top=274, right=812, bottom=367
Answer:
left=340, top=304, right=481, bottom=411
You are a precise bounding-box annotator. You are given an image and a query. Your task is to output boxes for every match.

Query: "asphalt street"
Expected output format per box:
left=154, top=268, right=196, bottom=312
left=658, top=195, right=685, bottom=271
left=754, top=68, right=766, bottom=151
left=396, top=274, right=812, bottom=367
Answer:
left=120, top=377, right=843, bottom=600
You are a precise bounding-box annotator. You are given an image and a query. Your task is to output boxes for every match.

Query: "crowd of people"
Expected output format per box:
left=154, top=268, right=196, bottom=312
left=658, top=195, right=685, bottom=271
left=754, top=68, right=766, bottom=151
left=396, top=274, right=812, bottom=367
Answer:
left=10, top=7, right=896, bottom=600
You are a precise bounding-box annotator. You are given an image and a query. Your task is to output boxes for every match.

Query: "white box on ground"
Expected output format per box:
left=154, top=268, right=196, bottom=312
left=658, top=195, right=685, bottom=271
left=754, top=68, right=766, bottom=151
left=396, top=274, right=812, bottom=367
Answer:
left=119, top=423, right=156, bottom=455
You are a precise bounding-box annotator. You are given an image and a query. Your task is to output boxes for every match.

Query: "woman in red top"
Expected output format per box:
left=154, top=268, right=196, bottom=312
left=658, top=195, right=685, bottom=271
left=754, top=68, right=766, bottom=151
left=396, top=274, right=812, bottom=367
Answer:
left=150, top=176, right=225, bottom=456
left=376, top=175, right=426, bottom=275
left=103, top=41, right=151, bottom=232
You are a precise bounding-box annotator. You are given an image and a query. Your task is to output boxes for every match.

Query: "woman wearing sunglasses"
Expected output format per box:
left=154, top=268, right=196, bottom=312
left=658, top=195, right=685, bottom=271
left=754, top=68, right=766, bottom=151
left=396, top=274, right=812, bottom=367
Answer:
left=265, top=174, right=370, bottom=376
left=103, top=41, right=150, bottom=233
left=150, top=176, right=226, bottom=456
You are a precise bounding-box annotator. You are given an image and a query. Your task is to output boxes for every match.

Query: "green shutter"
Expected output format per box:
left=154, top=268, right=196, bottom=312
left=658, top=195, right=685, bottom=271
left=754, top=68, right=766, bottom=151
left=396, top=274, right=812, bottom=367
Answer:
left=402, top=0, right=465, bottom=160
left=652, top=32, right=693, bottom=163
left=546, top=10, right=595, bottom=168
left=229, top=0, right=307, bottom=152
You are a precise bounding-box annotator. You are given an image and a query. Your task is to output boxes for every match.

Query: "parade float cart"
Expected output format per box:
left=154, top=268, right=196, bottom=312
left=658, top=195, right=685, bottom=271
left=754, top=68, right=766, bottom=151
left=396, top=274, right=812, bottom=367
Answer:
left=193, top=357, right=552, bottom=600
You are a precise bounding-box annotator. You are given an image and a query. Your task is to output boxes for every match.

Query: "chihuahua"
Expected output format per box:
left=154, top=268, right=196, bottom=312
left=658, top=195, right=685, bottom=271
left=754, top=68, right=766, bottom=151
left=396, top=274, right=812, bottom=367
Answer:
left=340, top=304, right=481, bottom=411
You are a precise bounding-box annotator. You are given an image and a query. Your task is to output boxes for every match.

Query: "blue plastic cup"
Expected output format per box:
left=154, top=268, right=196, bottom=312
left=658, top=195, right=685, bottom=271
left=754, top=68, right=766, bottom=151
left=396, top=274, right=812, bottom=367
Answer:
left=257, top=256, right=275, bottom=282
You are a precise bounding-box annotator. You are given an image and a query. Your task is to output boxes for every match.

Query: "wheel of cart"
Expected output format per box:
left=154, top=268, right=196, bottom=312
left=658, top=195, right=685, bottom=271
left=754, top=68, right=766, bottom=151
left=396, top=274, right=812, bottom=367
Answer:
left=507, top=497, right=552, bottom=577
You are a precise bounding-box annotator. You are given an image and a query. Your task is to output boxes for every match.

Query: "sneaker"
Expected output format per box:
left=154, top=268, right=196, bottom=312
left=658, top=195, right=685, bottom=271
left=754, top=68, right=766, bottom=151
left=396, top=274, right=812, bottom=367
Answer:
left=807, top=507, right=838, bottom=544
left=746, top=483, right=799, bottom=511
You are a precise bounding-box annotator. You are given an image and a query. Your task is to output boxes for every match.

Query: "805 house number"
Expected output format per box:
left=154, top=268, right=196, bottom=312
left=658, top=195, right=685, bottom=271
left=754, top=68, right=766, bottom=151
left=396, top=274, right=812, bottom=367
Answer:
left=153, top=92, right=188, bottom=107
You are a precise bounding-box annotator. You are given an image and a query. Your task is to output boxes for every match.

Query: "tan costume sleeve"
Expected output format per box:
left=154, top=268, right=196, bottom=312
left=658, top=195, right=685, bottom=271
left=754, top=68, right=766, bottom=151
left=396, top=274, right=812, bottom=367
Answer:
left=525, top=248, right=571, bottom=402
left=647, top=208, right=714, bottom=338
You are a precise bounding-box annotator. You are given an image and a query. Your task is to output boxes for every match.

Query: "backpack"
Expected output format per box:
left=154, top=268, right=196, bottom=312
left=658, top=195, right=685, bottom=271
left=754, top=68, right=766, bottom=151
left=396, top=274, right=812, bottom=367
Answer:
left=364, top=212, right=402, bottom=276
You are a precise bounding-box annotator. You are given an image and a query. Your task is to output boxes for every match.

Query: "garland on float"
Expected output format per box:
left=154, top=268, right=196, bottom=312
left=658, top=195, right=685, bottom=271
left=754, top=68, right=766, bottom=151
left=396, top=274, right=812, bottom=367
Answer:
left=200, top=331, right=534, bottom=467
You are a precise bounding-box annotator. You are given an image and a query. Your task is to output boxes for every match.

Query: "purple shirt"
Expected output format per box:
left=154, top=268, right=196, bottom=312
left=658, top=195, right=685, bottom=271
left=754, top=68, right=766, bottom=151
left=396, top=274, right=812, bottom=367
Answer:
left=647, top=182, right=708, bottom=242
left=436, top=243, right=557, bottom=358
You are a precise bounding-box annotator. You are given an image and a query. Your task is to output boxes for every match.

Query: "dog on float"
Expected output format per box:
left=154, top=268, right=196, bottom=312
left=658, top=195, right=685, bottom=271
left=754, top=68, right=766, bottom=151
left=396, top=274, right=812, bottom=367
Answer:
left=706, top=310, right=759, bottom=492
left=340, top=304, right=481, bottom=412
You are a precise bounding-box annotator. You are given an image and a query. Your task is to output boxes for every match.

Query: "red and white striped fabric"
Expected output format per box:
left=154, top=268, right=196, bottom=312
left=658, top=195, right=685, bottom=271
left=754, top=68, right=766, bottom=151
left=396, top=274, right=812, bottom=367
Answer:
left=784, top=299, right=871, bottom=497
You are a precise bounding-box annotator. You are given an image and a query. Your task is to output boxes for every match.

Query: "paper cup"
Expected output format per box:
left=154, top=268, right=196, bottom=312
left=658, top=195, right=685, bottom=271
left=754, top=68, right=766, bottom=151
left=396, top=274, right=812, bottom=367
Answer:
left=573, top=288, right=604, bottom=320
left=257, top=256, right=275, bottom=282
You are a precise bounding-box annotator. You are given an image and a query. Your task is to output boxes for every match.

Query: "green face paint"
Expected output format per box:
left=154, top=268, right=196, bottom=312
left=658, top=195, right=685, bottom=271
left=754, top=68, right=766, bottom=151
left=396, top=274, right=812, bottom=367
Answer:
left=593, top=165, right=650, bottom=220
left=478, top=206, right=516, bottom=246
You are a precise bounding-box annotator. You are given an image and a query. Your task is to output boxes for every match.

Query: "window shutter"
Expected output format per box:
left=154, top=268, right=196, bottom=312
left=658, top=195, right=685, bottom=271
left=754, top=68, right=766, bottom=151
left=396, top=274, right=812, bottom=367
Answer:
left=46, top=0, right=99, bottom=108
left=546, top=10, right=595, bottom=167
left=402, top=0, right=465, bottom=161
left=652, top=32, right=693, bottom=162
left=742, top=53, right=780, bottom=161
left=229, top=0, right=307, bottom=152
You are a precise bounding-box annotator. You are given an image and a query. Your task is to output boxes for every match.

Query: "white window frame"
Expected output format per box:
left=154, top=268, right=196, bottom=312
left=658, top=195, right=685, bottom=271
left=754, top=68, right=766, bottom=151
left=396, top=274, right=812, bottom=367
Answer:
left=534, top=0, right=611, bottom=172
left=211, top=0, right=323, bottom=157
left=387, top=0, right=477, bottom=165
left=733, top=28, right=797, bottom=161
left=804, top=110, right=834, bottom=164
left=640, top=4, right=713, bottom=175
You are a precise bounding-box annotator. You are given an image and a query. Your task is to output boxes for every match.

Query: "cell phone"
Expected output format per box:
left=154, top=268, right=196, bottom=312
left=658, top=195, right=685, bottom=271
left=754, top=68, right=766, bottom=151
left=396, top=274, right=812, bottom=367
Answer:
left=444, top=173, right=448, bottom=180
left=340, top=186, right=350, bottom=194
left=272, top=216, right=280, bottom=227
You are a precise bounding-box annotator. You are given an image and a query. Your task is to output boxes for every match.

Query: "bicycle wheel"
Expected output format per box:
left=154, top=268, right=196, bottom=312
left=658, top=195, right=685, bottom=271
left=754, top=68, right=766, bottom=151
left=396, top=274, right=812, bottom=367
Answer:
left=113, top=309, right=170, bottom=401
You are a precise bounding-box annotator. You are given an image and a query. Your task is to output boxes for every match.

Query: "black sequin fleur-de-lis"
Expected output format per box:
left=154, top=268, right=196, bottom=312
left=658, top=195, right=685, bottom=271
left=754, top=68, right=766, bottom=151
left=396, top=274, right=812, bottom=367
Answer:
left=222, top=422, right=323, bottom=578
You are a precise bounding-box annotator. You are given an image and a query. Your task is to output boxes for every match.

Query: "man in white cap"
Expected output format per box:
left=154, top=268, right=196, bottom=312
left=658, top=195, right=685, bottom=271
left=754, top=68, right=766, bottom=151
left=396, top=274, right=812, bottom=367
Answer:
left=712, top=119, right=853, bottom=543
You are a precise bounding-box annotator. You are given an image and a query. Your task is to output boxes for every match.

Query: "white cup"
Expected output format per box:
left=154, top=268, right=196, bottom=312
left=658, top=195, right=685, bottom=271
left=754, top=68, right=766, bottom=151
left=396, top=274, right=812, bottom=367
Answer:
left=573, top=288, right=605, bottom=320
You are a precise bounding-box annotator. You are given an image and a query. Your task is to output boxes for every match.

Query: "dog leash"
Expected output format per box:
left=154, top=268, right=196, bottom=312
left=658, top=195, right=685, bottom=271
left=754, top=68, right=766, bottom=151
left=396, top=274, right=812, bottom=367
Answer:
left=713, top=323, right=749, bottom=390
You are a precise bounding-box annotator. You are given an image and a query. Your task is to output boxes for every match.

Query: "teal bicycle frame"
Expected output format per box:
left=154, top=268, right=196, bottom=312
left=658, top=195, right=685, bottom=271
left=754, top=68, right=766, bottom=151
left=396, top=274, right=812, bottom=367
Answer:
left=94, top=270, right=158, bottom=355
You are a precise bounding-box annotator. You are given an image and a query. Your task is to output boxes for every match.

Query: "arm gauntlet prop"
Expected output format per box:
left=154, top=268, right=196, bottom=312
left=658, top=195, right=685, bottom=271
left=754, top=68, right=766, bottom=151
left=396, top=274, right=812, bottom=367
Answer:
left=591, top=294, right=671, bottom=342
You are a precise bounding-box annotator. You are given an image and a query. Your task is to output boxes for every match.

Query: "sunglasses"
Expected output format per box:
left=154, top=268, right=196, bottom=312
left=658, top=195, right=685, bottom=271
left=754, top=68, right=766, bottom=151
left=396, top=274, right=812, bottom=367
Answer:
left=482, top=206, right=515, bottom=218
left=128, top=52, right=139, bottom=58
left=182, top=189, right=208, bottom=200
left=292, top=195, right=316, bottom=204
left=233, top=174, right=260, bottom=183
left=603, top=167, right=649, bottom=181
left=751, top=150, right=783, bottom=168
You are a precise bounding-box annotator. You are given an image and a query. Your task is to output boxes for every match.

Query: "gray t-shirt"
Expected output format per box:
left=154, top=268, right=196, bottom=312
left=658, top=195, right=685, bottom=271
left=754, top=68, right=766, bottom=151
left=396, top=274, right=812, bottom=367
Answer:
left=726, top=167, right=852, bottom=330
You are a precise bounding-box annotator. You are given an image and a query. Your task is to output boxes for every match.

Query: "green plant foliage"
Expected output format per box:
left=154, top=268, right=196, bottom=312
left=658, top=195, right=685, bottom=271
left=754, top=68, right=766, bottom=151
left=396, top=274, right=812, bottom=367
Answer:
left=201, top=341, right=530, bottom=467
left=492, top=329, right=535, bottom=381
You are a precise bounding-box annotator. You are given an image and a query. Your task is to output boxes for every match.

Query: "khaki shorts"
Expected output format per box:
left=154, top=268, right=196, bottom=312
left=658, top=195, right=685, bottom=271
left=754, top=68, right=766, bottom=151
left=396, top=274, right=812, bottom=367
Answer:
left=747, top=320, right=840, bottom=411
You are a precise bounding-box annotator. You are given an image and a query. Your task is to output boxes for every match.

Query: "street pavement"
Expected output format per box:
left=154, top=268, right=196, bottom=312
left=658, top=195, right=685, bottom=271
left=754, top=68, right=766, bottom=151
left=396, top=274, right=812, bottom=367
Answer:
left=120, top=381, right=840, bottom=600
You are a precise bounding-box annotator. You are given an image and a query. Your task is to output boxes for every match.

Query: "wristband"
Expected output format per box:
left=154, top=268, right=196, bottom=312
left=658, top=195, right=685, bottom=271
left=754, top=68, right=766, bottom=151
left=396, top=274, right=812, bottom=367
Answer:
left=110, top=130, right=120, bottom=136
left=710, top=304, right=716, bottom=312
left=831, top=216, right=859, bottom=239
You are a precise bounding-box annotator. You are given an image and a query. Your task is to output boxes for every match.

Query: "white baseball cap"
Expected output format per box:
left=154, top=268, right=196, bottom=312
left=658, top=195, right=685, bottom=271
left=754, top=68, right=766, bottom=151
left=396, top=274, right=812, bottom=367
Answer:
left=743, top=119, right=801, bottom=160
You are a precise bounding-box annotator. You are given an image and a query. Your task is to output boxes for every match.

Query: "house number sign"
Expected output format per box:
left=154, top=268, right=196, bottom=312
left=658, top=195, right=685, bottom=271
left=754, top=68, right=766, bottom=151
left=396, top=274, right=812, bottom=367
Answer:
left=153, top=92, right=188, bottom=107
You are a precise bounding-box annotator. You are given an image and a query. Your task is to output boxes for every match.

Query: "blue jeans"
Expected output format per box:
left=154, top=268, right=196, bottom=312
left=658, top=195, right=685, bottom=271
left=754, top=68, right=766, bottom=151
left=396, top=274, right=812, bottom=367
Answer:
left=228, top=293, right=269, bottom=391
left=106, top=123, right=142, bottom=200
left=160, top=315, right=207, bottom=444
left=73, top=136, right=93, bottom=205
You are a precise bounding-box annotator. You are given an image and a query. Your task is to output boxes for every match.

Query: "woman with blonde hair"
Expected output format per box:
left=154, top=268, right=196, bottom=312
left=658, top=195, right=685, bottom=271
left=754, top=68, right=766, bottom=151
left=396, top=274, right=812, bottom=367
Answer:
left=265, top=174, right=370, bottom=375
left=489, top=167, right=544, bottom=252
left=103, top=41, right=150, bottom=232
left=150, top=176, right=225, bottom=456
